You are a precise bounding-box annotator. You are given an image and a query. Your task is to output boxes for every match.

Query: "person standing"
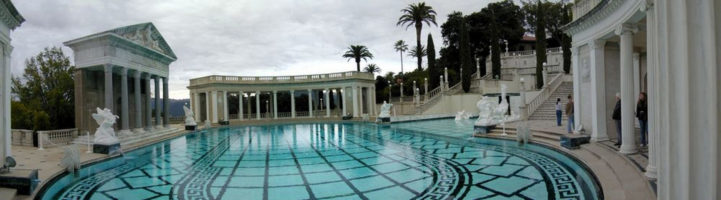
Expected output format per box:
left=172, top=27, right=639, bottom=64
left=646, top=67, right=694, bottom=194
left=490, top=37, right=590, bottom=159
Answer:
left=636, top=92, right=648, bottom=147
left=555, top=98, right=563, bottom=126
left=565, top=95, right=574, bottom=133
left=612, top=93, right=622, bottom=146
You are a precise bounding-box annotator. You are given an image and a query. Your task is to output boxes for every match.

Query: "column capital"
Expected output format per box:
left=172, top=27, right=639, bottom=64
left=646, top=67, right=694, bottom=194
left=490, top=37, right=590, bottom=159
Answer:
left=133, top=70, right=142, bottom=78
left=615, top=23, right=639, bottom=35
left=589, top=40, right=607, bottom=50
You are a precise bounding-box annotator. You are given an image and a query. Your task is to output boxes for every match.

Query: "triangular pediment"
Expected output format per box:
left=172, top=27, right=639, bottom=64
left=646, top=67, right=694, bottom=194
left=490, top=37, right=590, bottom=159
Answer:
left=109, top=22, right=177, bottom=59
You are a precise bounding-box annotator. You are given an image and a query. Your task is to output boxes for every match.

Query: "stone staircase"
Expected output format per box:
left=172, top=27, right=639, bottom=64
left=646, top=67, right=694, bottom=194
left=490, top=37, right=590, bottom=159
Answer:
left=528, top=82, right=574, bottom=121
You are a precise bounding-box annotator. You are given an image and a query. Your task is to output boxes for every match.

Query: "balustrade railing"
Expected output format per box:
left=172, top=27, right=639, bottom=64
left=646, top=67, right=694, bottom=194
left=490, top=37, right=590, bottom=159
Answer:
left=190, top=71, right=374, bottom=86
left=523, top=73, right=565, bottom=119
left=37, top=128, right=78, bottom=150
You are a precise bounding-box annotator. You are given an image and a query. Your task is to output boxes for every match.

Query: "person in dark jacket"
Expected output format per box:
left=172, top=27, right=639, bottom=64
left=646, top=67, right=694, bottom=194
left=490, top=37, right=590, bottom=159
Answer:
left=636, top=92, right=648, bottom=147
left=612, top=93, right=622, bottom=146
left=565, top=95, right=574, bottom=133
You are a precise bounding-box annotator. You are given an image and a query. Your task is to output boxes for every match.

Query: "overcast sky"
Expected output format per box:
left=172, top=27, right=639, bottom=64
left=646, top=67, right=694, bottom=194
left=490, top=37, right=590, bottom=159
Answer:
left=11, top=0, right=500, bottom=99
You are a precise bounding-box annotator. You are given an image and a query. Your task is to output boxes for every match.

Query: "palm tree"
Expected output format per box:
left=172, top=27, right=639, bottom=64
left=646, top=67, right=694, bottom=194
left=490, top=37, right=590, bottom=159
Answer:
left=397, top=2, right=437, bottom=71
left=364, top=64, right=381, bottom=75
left=393, top=40, right=409, bottom=74
left=342, top=45, right=374, bottom=72
left=408, top=45, right=427, bottom=64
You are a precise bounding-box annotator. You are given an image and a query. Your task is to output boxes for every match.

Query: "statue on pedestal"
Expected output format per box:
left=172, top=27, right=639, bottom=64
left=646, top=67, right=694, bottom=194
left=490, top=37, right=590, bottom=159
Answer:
left=92, top=108, right=119, bottom=145
left=183, top=103, right=197, bottom=130
left=377, top=101, right=392, bottom=123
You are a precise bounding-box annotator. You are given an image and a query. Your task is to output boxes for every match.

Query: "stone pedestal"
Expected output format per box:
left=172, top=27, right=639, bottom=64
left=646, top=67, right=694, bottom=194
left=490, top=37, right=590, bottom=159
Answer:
left=93, top=143, right=121, bottom=155
left=218, top=120, right=229, bottom=126
left=0, top=169, right=38, bottom=195
left=378, top=117, right=390, bottom=122
left=560, top=135, right=590, bottom=150
left=473, top=125, right=496, bottom=135
left=185, top=125, right=197, bottom=131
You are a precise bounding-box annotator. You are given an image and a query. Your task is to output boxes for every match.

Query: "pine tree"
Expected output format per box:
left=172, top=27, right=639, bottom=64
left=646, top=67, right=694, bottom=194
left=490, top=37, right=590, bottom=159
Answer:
left=460, top=18, right=473, bottom=92
left=427, top=34, right=439, bottom=89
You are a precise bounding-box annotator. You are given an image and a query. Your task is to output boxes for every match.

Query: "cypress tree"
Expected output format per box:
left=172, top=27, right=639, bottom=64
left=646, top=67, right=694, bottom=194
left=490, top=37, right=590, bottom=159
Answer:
left=460, top=18, right=473, bottom=93
left=427, top=34, right=439, bottom=89
left=561, top=3, right=572, bottom=74
left=535, top=0, right=547, bottom=89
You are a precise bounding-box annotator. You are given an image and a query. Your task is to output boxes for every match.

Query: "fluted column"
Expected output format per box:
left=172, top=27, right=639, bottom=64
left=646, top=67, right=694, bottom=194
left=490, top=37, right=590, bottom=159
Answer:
left=154, top=77, right=161, bottom=128
left=341, top=87, right=347, bottom=116
left=104, top=64, right=113, bottom=110
left=133, top=70, right=143, bottom=133
left=1, top=44, right=12, bottom=159
left=352, top=86, right=359, bottom=117
left=324, top=88, right=330, bottom=117
left=222, top=91, right=228, bottom=121
left=273, top=90, right=278, bottom=119
left=211, top=90, right=218, bottom=123
left=255, top=91, right=260, bottom=119
left=308, top=89, right=313, bottom=117
left=206, top=91, right=212, bottom=123
left=290, top=90, right=296, bottom=118
left=590, top=40, right=609, bottom=141
left=194, top=92, right=200, bottom=122
left=645, top=5, right=657, bottom=179
left=162, top=77, right=169, bottom=128
left=617, top=24, right=637, bottom=154
left=238, top=91, right=243, bottom=120
left=145, top=74, right=152, bottom=131
left=571, top=47, right=582, bottom=134
left=119, top=68, right=131, bottom=135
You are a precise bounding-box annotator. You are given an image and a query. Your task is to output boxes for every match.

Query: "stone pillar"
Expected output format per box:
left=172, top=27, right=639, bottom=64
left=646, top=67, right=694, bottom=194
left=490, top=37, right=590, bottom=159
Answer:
left=617, top=24, right=637, bottom=154
left=308, top=89, right=313, bottom=117
left=154, top=77, right=161, bottom=127
left=653, top=1, right=720, bottom=198
left=424, top=79, right=428, bottom=103
left=400, top=82, right=404, bottom=103
left=342, top=87, right=347, bottom=116
left=238, top=91, right=243, bottom=120
left=352, top=86, right=359, bottom=117
left=222, top=91, right=228, bottom=121
left=133, top=70, right=143, bottom=133
left=210, top=90, right=218, bottom=123
left=571, top=46, right=583, bottom=133
left=273, top=90, right=278, bottom=119
left=1, top=44, right=11, bottom=160
left=145, top=74, right=152, bottom=131
left=104, top=64, right=113, bottom=110
left=255, top=91, right=260, bottom=119
left=324, top=88, right=330, bottom=117
left=194, top=92, right=200, bottom=122
left=371, top=86, right=376, bottom=115
left=290, top=90, right=296, bottom=118
left=444, top=67, right=449, bottom=89
left=119, top=68, right=131, bottom=135
left=590, top=40, right=609, bottom=141
left=162, top=77, right=169, bottom=128
left=633, top=53, right=641, bottom=102
left=644, top=5, right=657, bottom=179
left=206, top=91, right=211, bottom=123
left=359, top=87, right=365, bottom=114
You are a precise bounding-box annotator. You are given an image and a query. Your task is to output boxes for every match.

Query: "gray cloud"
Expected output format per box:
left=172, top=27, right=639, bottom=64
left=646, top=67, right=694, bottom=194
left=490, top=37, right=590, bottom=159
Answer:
left=10, top=0, right=497, bottom=99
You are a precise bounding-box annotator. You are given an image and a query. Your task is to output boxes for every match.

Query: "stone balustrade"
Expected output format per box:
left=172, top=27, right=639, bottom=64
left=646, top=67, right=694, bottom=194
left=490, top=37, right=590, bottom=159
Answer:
left=189, top=71, right=374, bottom=86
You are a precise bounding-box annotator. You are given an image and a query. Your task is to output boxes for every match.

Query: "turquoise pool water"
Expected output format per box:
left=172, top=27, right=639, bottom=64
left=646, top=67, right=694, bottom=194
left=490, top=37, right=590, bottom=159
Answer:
left=39, top=120, right=601, bottom=199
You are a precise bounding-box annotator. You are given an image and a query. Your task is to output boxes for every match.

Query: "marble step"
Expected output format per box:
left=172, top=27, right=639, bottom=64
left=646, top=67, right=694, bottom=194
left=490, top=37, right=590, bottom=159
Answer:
left=73, top=128, right=181, bottom=146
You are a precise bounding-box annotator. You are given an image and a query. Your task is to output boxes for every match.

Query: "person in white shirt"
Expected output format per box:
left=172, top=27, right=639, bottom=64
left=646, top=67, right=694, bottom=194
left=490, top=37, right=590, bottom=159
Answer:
left=555, top=98, right=562, bottom=126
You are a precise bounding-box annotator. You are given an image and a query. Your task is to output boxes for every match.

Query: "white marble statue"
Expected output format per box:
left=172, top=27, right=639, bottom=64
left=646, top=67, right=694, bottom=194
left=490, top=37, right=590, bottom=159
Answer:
left=92, top=107, right=119, bottom=145
left=60, top=146, right=81, bottom=173
left=475, top=84, right=520, bottom=126
left=379, top=101, right=392, bottom=118
left=183, top=103, right=196, bottom=126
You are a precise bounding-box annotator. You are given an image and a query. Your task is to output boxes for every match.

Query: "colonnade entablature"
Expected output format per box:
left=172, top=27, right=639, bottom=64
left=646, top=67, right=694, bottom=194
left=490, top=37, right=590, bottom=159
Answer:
left=187, top=71, right=377, bottom=123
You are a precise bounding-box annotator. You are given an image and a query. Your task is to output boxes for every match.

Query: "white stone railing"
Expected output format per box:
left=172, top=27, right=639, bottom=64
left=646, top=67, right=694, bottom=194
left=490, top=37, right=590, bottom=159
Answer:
left=522, top=73, right=565, bottom=119
left=190, top=71, right=374, bottom=86
left=37, top=128, right=79, bottom=150
left=11, top=129, right=34, bottom=146
left=573, top=0, right=603, bottom=21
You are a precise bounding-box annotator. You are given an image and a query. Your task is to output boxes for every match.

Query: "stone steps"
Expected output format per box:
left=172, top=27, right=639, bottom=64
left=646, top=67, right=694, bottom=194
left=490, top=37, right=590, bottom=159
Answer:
left=528, top=82, right=574, bottom=120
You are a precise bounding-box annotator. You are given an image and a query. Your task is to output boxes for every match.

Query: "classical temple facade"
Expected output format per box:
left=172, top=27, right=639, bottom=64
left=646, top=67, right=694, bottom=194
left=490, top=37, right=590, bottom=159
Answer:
left=187, top=71, right=376, bottom=124
left=564, top=0, right=720, bottom=199
left=0, top=0, right=23, bottom=168
left=64, top=23, right=177, bottom=135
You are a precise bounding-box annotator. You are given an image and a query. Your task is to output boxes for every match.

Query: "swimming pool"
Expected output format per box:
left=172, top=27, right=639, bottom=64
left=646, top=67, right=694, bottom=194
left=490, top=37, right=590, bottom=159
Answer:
left=38, top=121, right=601, bottom=199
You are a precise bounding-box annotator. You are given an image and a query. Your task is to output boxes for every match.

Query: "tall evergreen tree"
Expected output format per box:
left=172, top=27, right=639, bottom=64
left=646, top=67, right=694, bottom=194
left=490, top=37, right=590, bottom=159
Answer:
left=534, top=0, right=547, bottom=89
left=561, top=3, right=572, bottom=74
left=427, top=34, right=439, bottom=89
left=459, top=18, right=473, bottom=93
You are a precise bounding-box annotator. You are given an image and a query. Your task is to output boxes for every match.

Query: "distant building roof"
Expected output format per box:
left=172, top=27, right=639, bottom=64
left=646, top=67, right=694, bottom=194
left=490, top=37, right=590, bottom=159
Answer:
left=521, top=35, right=536, bottom=42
